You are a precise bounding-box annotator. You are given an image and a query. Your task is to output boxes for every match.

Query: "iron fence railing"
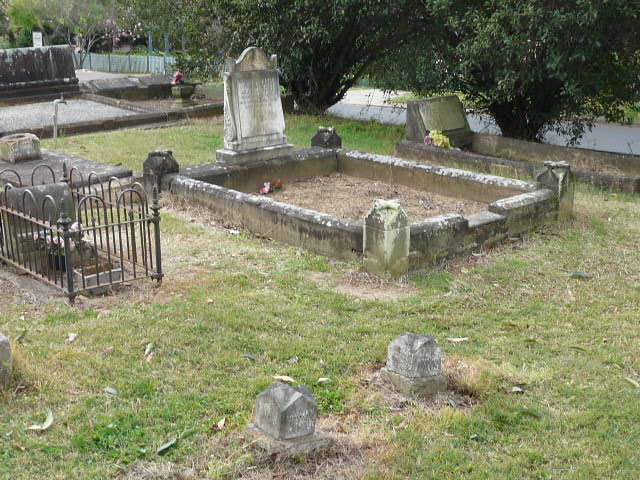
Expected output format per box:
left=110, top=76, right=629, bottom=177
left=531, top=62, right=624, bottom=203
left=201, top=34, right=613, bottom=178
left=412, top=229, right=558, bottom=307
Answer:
left=0, top=164, right=162, bottom=301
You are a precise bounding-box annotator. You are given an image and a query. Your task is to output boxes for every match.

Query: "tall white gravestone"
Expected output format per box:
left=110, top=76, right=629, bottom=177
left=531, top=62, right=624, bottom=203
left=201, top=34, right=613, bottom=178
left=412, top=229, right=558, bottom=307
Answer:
left=216, top=47, right=293, bottom=164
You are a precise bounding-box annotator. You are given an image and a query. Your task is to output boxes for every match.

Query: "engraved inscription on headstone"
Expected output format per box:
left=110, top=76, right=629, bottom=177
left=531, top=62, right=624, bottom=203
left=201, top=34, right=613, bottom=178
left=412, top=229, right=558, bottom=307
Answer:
left=216, top=47, right=293, bottom=164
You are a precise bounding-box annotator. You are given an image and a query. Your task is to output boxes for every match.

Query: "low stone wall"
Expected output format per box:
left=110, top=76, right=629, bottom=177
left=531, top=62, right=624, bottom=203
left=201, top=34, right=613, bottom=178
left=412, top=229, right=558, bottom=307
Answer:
left=337, top=150, right=537, bottom=203
left=167, top=175, right=362, bottom=260
left=163, top=148, right=562, bottom=270
left=396, top=138, right=640, bottom=193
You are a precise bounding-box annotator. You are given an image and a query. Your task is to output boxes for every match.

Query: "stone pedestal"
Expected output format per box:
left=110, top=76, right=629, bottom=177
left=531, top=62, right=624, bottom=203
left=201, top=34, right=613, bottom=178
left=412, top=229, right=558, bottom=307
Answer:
left=311, top=126, right=342, bottom=148
left=536, top=161, right=574, bottom=219
left=249, top=381, right=329, bottom=455
left=381, top=332, right=446, bottom=399
left=363, top=200, right=410, bottom=278
left=406, top=95, right=472, bottom=148
left=0, top=133, right=41, bottom=163
left=216, top=47, right=293, bottom=165
left=0, top=334, right=12, bottom=390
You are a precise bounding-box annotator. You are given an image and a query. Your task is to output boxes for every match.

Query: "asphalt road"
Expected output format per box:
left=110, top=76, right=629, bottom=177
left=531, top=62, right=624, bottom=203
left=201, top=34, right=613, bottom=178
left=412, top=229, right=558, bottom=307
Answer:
left=327, top=103, right=640, bottom=155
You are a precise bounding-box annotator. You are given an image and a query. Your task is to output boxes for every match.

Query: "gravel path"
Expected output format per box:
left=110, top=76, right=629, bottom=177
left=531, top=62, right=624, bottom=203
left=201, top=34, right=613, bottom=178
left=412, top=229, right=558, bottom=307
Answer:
left=0, top=100, right=135, bottom=131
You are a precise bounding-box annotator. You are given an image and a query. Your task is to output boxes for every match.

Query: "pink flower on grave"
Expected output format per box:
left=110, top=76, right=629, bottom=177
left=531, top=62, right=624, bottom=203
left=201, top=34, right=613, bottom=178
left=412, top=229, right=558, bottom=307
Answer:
left=259, top=182, right=271, bottom=195
left=172, top=71, right=184, bottom=86
left=51, top=236, right=61, bottom=246
left=33, top=233, right=39, bottom=241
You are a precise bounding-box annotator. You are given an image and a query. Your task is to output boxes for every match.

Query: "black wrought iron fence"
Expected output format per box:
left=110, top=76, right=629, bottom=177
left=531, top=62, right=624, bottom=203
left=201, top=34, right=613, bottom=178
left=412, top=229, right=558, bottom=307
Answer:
left=0, top=164, right=162, bottom=301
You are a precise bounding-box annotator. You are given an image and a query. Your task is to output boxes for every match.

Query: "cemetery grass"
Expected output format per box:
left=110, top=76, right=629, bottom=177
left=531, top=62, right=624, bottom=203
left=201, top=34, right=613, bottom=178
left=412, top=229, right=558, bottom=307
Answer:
left=42, top=114, right=406, bottom=172
left=0, top=121, right=635, bottom=478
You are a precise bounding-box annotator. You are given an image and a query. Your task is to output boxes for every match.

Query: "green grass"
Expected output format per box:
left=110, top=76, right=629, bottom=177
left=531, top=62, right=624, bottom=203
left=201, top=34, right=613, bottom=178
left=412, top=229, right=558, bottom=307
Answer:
left=5, top=117, right=640, bottom=478
left=42, top=115, right=405, bottom=173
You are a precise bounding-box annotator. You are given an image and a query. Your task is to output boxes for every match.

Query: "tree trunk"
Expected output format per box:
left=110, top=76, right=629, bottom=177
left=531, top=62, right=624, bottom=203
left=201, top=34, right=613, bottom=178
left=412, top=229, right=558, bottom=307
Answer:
left=489, top=103, right=548, bottom=143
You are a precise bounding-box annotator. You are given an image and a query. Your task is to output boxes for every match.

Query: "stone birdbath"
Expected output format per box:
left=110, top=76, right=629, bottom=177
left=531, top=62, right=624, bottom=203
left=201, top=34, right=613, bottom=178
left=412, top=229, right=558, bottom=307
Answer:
left=171, top=72, right=197, bottom=106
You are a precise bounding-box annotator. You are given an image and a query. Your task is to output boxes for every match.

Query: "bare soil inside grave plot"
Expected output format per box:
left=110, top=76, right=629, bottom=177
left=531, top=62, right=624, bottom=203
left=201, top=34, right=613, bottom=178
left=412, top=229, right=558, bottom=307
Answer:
left=134, top=96, right=220, bottom=111
left=268, top=172, right=488, bottom=221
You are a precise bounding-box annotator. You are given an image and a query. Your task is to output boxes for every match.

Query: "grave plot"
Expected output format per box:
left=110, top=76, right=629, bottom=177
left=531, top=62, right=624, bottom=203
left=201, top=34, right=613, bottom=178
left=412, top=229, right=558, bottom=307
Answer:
left=160, top=147, right=572, bottom=274
left=396, top=96, right=640, bottom=193
left=0, top=164, right=163, bottom=300
left=145, top=47, right=574, bottom=276
left=0, top=45, right=222, bottom=139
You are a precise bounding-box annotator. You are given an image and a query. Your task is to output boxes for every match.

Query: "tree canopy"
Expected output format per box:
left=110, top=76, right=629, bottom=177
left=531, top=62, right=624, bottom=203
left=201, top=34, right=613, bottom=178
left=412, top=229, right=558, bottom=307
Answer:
left=187, top=0, right=430, bottom=113
left=374, top=0, right=640, bottom=142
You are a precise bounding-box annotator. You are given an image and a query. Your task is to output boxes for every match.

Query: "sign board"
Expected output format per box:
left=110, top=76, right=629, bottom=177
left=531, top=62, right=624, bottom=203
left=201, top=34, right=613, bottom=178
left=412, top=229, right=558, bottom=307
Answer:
left=32, top=32, right=43, bottom=48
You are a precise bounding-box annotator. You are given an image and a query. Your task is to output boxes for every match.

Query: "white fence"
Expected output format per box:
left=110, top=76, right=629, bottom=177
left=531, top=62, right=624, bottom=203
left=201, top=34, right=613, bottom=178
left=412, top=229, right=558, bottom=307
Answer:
left=73, top=52, right=177, bottom=74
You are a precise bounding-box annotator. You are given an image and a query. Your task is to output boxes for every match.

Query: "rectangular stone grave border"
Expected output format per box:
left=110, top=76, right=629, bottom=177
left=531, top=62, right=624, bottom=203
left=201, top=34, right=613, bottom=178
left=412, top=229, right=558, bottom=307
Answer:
left=0, top=93, right=223, bottom=139
left=396, top=135, right=640, bottom=193
left=160, top=147, right=564, bottom=269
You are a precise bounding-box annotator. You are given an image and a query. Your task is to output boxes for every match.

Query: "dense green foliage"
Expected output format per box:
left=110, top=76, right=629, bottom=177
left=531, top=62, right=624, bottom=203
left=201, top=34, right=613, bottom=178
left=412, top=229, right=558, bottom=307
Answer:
left=221, top=1, right=429, bottom=113
left=374, top=0, right=640, bottom=142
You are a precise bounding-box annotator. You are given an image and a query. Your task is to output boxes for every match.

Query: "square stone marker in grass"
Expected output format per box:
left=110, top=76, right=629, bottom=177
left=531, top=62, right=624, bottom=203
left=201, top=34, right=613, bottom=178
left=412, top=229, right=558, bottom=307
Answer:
left=381, top=332, right=447, bottom=399
left=248, top=381, right=329, bottom=455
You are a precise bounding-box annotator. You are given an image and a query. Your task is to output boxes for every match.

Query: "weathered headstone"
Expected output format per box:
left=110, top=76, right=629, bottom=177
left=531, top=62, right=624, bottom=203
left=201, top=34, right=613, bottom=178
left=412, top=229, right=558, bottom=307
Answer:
left=363, top=200, right=410, bottom=278
left=0, top=133, right=41, bottom=163
left=381, top=333, right=447, bottom=398
left=311, top=126, right=342, bottom=148
left=143, top=150, right=180, bottom=193
left=248, top=381, right=329, bottom=455
left=536, top=161, right=574, bottom=219
left=0, top=46, right=79, bottom=100
left=406, top=95, right=472, bottom=148
left=216, top=47, right=293, bottom=164
left=0, top=334, right=12, bottom=390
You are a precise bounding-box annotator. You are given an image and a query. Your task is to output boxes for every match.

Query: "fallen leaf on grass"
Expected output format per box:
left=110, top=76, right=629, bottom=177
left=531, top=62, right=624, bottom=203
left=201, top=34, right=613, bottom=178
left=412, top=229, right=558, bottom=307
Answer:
left=516, top=409, right=541, bottom=419
left=11, top=441, right=25, bottom=451
left=157, top=438, right=177, bottom=455
left=624, top=377, right=640, bottom=388
left=103, top=346, right=115, bottom=355
left=508, top=386, right=525, bottom=394
left=145, top=352, right=155, bottom=363
left=211, top=417, right=226, bottom=433
left=144, top=343, right=154, bottom=357
left=447, top=337, right=469, bottom=343
left=104, top=387, right=118, bottom=396
left=317, top=378, right=331, bottom=384
left=243, top=353, right=257, bottom=362
left=65, top=333, right=77, bottom=344
left=27, top=410, right=54, bottom=432
left=273, top=375, right=295, bottom=383
left=287, top=356, right=299, bottom=364
left=569, top=271, right=593, bottom=280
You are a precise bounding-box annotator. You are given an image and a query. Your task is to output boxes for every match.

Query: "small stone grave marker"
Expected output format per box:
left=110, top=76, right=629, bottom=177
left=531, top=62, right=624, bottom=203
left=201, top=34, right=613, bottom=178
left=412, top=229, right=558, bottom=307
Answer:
left=363, top=199, right=410, bottom=278
left=248, top=381, right=329, bottom=455
left=406, top=95, right=472, bottom=148
left=0, top=133, right=41, bottom=163
left=216, top=47, right=293, bottom=164
left=381, top=332, right=447, bottom=398
left=311, top=126, right=342, bottom=148
left=0, top=333, right=12, bottom=390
